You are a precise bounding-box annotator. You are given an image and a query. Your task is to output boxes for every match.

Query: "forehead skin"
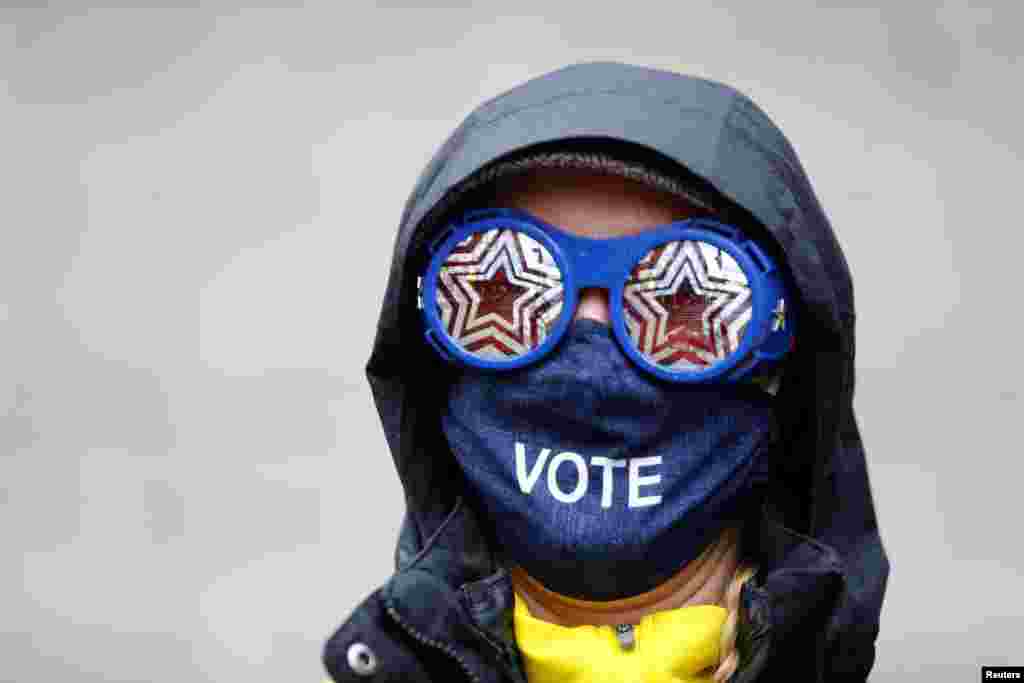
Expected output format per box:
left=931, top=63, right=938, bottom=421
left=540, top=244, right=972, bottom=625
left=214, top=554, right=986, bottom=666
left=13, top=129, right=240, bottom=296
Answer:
left=489, top=168, right=707, bottom=237
left=488, top=168, right=710, bottom=323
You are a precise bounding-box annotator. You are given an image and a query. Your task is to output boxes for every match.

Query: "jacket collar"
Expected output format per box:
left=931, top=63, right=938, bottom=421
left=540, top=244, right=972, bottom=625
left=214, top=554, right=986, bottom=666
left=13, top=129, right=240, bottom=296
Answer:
left=385, top=498, right=844, bottom=682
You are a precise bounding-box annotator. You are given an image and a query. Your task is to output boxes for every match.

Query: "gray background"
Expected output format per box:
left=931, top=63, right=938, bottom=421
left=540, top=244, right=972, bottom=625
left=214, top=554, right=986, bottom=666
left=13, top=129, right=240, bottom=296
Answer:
left=2, top=2, right=1020, bottom=682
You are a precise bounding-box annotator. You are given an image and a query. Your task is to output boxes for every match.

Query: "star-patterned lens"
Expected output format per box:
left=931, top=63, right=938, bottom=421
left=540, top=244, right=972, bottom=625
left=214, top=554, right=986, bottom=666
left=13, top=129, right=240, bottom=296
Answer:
left=434, top=228, right=565, bottom=361
left=623, top=240, right=752, bottom=371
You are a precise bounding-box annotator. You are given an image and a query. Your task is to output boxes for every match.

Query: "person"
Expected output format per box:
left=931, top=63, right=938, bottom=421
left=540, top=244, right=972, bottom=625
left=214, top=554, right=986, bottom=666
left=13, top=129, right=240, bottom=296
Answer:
left=322, top=62, right=889, bottom=682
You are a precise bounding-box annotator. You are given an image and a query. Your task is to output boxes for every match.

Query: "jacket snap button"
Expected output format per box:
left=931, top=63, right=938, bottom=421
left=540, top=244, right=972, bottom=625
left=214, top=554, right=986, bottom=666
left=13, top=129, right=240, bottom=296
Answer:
left=346, top=642, right=378, bottom=677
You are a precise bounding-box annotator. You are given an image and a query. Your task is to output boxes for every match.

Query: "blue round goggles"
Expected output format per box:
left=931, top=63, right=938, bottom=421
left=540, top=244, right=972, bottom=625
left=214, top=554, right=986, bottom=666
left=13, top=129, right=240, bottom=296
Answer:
left=418, top=208, right=794, bottom=383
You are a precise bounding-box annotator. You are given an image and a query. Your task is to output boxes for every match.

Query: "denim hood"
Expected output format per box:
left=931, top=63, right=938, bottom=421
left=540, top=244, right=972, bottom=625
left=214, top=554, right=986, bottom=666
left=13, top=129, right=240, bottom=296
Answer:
left=327, top=61, right=889, bottom=682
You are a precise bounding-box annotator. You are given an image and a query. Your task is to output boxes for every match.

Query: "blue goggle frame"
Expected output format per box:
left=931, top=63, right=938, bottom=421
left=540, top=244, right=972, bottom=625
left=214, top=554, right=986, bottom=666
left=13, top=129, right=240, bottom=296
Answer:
left=419, top=208, right=794, bottom=383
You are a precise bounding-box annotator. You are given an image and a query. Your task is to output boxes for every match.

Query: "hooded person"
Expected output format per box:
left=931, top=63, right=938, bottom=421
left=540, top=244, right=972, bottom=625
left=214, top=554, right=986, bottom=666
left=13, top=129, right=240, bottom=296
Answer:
left=322, top=62, right=889, bottom=683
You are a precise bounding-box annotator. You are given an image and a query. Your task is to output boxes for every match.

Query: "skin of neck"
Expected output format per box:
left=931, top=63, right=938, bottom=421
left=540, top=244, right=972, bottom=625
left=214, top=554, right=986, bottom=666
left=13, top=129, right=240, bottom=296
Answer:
left=509, top=526, right=740, bottom=626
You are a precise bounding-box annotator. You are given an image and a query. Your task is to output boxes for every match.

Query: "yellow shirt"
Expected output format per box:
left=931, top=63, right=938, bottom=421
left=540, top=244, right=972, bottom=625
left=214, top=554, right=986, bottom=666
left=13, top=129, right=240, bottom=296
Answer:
left=513, top=591, right=726, bottom=683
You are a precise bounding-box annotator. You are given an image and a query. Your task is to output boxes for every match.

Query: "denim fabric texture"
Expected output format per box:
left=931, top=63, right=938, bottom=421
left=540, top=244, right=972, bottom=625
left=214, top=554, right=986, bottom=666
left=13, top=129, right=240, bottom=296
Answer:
left=442, top=318, right=774, bottom=600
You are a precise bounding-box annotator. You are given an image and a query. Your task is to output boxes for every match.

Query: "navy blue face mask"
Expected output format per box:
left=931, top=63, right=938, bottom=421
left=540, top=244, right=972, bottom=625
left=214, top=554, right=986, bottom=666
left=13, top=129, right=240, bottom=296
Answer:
left=441, top=318, right=775, bottom=601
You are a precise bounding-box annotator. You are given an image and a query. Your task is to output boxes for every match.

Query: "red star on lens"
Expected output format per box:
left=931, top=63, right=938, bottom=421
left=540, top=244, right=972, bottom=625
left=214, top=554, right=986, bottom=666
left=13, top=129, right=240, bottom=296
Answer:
left=435, top=229, right=564, bottom=358
left=465, top=265, right=530, bottom=327
left=656, top=281, right=716, bottom=353
left=623, top=241, right=751, bottom=368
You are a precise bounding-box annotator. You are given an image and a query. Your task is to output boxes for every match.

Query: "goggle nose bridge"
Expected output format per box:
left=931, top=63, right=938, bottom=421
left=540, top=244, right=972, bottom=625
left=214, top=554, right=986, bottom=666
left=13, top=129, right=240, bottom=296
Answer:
left=546, top=230, right=640, bottom=290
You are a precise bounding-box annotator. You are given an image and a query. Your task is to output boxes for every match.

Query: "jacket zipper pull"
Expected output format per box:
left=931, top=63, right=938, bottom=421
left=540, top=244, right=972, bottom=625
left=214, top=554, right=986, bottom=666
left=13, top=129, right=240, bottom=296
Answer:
left=614, top=624, right=635, bottom=651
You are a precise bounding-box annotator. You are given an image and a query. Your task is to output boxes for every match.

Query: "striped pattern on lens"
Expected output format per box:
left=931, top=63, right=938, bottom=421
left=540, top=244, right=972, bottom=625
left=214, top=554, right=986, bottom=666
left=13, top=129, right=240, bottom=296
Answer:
left=624, top=240, right=752, bottom=370
left=435, top=228, right=564, bottom=360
